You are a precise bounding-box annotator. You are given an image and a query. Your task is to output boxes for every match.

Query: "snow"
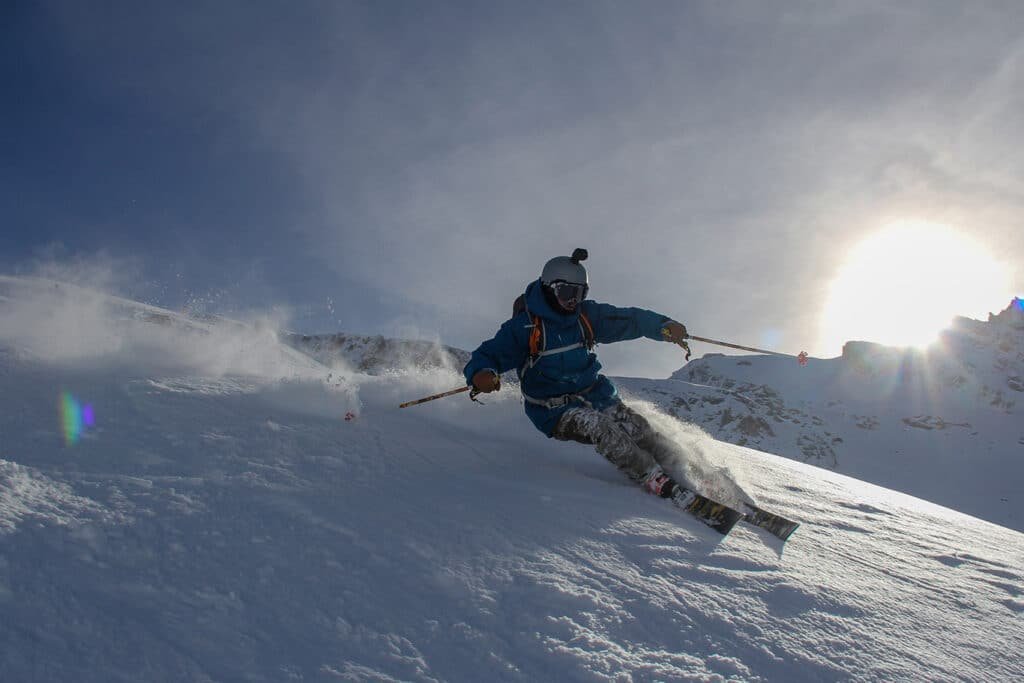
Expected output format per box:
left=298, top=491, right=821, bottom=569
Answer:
left=1, top=276, right=1022, bottom=681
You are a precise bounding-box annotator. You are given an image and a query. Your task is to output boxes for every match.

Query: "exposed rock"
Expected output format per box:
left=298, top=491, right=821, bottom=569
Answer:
left=901, top=416, right=972, bottom=431
left=283, top=333, right=470, bottom=375
left=736, top=415, right=775, bottom=438
left=855, top=416, right=880, bottom=430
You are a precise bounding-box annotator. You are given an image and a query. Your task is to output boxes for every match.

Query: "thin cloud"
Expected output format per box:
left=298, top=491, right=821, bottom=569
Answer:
left=16, top=2, right=1024, bottom=377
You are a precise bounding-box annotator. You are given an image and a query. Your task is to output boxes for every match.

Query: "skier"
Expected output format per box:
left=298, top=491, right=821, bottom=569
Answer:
left=463, top=249, right=695, bottom=502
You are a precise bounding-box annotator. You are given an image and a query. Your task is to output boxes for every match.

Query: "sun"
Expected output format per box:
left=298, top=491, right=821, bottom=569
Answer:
left=819, top=221, right=1011, bottom=354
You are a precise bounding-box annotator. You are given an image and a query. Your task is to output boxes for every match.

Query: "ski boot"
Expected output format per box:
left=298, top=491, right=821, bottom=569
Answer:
left=642, top=465, right=676, bottom=498
left=643, top=466, right=738, bottom=534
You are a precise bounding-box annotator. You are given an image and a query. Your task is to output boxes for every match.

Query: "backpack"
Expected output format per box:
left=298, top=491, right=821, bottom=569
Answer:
left=512, top=293, right=595, bottom=377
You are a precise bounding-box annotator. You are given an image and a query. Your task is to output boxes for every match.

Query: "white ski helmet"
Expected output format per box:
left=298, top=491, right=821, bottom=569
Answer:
left=541, top=248, right=589, bottom=287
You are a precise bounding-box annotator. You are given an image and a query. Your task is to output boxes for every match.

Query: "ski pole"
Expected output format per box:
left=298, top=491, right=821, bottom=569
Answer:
left=399, top=385, right=480, bottom=408
left=688, top=335, right=809, bottom=366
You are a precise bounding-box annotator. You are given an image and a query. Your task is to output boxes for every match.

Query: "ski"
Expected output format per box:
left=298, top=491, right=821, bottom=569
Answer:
left=742, top=503, right=800, bottom=541
left=668, top=486, right=745, bottom=535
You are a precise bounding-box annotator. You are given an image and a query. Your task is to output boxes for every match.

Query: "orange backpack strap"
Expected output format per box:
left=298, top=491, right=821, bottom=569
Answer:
left=519, top=313, right=544, bottom=379
left=528, top=314, right=543, bottom=357
left=579, top=312, right=595, bottom=350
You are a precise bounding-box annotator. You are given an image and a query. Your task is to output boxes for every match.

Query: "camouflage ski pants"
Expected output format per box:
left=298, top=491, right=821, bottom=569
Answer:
left=552, top=401, right=678, bottom=483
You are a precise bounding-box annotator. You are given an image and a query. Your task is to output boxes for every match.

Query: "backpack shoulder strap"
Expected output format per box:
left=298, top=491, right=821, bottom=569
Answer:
left=530, top=314, right=544, bottom=357
left=519, top=298, right=545, bottom=379
left=578, top=311, right=595, bottom=351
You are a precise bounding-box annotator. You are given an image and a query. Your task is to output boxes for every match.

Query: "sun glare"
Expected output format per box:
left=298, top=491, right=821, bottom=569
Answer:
left=820, top=221, right=1011, bottom=354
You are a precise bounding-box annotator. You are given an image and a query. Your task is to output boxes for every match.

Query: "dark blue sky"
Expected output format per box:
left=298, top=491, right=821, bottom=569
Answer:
left=3, top=1, right=1022, bottom=375
left=2, top=2, right=332, bottom=314
left=3, top=1, right=672, bottom=328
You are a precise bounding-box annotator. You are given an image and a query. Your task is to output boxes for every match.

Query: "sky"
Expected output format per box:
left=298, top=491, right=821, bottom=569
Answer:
left=3, top=1, right=1023, bottom=378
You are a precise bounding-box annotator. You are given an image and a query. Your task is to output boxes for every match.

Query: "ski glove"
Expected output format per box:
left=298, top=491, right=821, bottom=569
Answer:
left=661, top=321, right=692, bottom=360
left=472, top=369, right=501, bottom=393
left=661, top=321, right=689, bottom=345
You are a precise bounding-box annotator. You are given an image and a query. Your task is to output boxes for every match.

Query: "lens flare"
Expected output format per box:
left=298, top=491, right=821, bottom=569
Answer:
left=60, top=391, right=95, bottom=446
left=820, top=221, right=1012, bottom=354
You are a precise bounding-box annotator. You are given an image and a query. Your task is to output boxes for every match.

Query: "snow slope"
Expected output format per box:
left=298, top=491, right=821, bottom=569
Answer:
left=1, top=277, right=1022, bottom=681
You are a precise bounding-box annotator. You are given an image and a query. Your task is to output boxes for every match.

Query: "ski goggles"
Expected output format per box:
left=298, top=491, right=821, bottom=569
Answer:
left=550, top=281, right=588, bottom=310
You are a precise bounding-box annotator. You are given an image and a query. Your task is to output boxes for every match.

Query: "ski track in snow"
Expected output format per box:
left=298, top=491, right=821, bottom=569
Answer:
left=1, top=280, right=1023, bottom=681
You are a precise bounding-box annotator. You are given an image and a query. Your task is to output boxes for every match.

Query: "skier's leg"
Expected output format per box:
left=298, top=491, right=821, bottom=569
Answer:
left=599, top=401, right=694, bottom=496
left=555, top=403, right=741, bottom=531
left=552, top=405, right=658, bottom=484
left=605, top=402, right=684, bottom=467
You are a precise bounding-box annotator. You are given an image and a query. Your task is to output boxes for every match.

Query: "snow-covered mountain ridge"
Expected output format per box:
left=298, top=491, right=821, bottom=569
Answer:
left=618, top=299, right=1024, bottom=530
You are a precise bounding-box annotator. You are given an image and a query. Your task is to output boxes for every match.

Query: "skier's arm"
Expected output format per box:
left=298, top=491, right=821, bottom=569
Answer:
left=463, top=317, right=529, bottom=387
left=583, top=301, right=679, bottom=345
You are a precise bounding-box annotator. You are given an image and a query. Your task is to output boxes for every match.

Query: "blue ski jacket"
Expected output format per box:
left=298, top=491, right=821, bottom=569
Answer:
left=463, top=279, right=676, bottom=436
